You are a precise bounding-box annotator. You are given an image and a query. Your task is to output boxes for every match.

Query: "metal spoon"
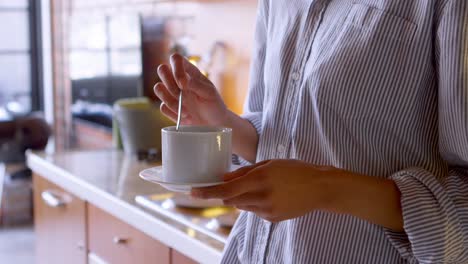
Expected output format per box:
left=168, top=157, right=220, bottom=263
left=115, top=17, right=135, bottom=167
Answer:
left=176, top=91, right=183, bottom=131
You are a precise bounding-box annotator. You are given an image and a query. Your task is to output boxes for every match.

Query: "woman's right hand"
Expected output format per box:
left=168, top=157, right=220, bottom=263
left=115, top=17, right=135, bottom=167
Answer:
left=154, top=53, right=229, bottom=126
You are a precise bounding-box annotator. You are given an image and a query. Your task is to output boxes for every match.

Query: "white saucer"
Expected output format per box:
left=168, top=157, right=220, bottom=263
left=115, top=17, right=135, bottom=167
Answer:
left=139, top=165, right=241, bottom=193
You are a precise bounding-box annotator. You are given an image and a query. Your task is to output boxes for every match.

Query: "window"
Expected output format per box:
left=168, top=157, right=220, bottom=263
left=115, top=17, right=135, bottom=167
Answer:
left=0, top=0, right=41, bottom=114
left=69, top=12, right=141, bottom=106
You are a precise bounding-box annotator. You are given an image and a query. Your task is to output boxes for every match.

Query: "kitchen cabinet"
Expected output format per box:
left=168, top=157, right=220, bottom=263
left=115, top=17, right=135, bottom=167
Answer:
left=33, top=174, right=87, bottom=264
left=33, top=173, right=200, bottom=264
left=87, top=204, right=171, bottom=264
left=171, top=250, right=198, bottom=264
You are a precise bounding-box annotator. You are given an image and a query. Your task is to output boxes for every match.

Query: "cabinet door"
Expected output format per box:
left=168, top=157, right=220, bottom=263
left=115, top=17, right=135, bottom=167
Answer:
left=33, top=174, right=87, bottom=264
left=171, top=249, right=198, bottom=264
left=87, top=204, right=170, bottom=264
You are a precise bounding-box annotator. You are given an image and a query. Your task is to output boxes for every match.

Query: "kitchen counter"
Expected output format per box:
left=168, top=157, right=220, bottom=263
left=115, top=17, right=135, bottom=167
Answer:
left=27, top=150, right=225, bottom=263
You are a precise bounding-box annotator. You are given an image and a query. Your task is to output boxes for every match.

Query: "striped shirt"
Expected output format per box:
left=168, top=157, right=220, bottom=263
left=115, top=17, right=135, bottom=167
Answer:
left=223, top=0, right=468, bottom=263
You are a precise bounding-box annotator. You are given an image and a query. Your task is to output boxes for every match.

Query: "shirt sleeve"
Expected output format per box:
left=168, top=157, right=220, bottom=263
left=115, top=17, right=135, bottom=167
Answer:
left=384, top=1, right=468, bottom=262
left=233, top=0, right=269, bottom=165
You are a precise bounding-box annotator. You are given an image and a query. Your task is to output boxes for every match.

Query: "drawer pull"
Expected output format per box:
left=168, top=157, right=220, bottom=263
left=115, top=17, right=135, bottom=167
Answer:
left=41, top=190, right=69, bottom=208
left=113, top=237, right=128, bottom=244
left=77, top=242, right=85, bottom=250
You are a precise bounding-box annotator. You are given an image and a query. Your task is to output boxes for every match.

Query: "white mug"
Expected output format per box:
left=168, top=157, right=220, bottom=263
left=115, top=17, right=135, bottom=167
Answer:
left=162, top=126, right=232, bottom=183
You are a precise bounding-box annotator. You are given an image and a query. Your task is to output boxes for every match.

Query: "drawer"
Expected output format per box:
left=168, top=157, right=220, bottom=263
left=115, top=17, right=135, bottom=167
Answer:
left=171, top=249, right=198, bottom=264
left=87, top=204, right=170, bottom=264
left=33, top=174, right=87, bottom=264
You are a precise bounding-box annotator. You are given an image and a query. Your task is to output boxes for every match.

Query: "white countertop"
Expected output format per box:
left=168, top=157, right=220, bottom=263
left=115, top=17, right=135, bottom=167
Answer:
left=27, top=150, right=224, bottom=263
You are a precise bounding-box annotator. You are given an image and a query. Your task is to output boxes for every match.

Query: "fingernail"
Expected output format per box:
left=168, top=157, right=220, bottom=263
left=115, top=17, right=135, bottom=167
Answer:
left=177, top=80, right=186, bottom=89
left=157, top=64, right=165, bottom=73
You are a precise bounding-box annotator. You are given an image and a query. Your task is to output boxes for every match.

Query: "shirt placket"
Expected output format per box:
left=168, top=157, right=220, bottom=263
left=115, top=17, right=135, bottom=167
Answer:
left=279, top=1, right=328, bottom=159
left=255, top=221, right=272, bottom=264
left=257, top=2, right=329, bottom=263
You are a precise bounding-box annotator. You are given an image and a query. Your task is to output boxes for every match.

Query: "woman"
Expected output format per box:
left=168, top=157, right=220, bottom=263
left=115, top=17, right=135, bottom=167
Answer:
left=154, top=1, right=468, bottom=263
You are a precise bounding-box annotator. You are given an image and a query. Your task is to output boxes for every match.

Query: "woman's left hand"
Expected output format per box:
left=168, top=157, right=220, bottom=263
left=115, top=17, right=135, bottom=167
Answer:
left=191, top=159, right=343, bottom=222
left=192, top=159, right=404, bottom=230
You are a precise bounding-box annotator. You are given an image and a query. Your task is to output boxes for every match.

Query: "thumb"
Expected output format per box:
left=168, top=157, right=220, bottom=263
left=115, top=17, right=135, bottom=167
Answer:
left=223, top=160, right=271, bottom=182
left=170, top=53, right=217, bottom=99
left=182, top=56, right=205, bottom=79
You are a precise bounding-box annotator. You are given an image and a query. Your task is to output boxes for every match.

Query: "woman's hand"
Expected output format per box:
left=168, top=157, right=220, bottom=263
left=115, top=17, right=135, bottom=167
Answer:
left=191, top=159, right=404, bottom=231
left=155, top=53, right=260, bottom=163
left=154, top=53, right=228, bottom=126
left=192, top=159, right=335, bottom=222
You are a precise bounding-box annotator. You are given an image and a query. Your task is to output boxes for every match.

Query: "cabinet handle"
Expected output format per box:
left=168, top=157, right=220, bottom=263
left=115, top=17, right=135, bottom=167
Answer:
left=77, top=242, right=85, bottom=250
left=113, top=237, right=129, bottom=244
left=41, top=190, right=69, bottom=208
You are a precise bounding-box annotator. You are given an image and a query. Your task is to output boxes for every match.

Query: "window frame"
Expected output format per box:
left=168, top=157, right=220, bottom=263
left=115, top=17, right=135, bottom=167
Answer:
left=29, top=0, right=44, bottom=111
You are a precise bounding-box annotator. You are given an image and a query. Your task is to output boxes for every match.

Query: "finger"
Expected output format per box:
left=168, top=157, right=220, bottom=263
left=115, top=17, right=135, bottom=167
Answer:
left=157, top=64, right=180, bottom=98
left=154, top=83, right=187, bottom=116
left=223, top=192, right=267, bottom=207
left=182, top=55, right=204, bottom=77
left=171, top=53, right=219, bottom=100
left=224, top=160, right=271, bottom=181
left=170, top=53, right=190, bottom=89
left=160, top=103, right=193, bottom=123
left=160, top=103, right=177, bottom=122
left=191, top=174, right=261, bottom=200
left=154, top=82, right=176, bottom=109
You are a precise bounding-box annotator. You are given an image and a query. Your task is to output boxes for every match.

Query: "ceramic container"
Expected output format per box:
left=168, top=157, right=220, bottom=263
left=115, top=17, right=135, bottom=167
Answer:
left=162, top=126, right=232, bottom=184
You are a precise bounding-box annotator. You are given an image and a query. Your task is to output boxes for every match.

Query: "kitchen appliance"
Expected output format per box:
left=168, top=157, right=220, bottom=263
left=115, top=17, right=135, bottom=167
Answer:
left=113, top=97, right=173, bottom=156
left=140, top=16, right=172, bottom=101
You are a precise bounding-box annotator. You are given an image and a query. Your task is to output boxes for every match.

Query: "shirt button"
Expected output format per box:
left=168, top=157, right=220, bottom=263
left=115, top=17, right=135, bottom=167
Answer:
left=291, top=72, right=300, bottom=81
left=277, top=144, right=286, bottom=154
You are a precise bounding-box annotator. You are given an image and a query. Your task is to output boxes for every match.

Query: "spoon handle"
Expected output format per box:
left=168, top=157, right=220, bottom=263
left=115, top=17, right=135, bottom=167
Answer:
left=176, top=91, right=183, bottom=131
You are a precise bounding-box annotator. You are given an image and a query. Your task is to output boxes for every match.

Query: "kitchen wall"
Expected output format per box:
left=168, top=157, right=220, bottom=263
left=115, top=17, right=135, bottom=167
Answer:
left=50, top=0, right=258, bottom=150
left=186, top=2, right=258, bottom=113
